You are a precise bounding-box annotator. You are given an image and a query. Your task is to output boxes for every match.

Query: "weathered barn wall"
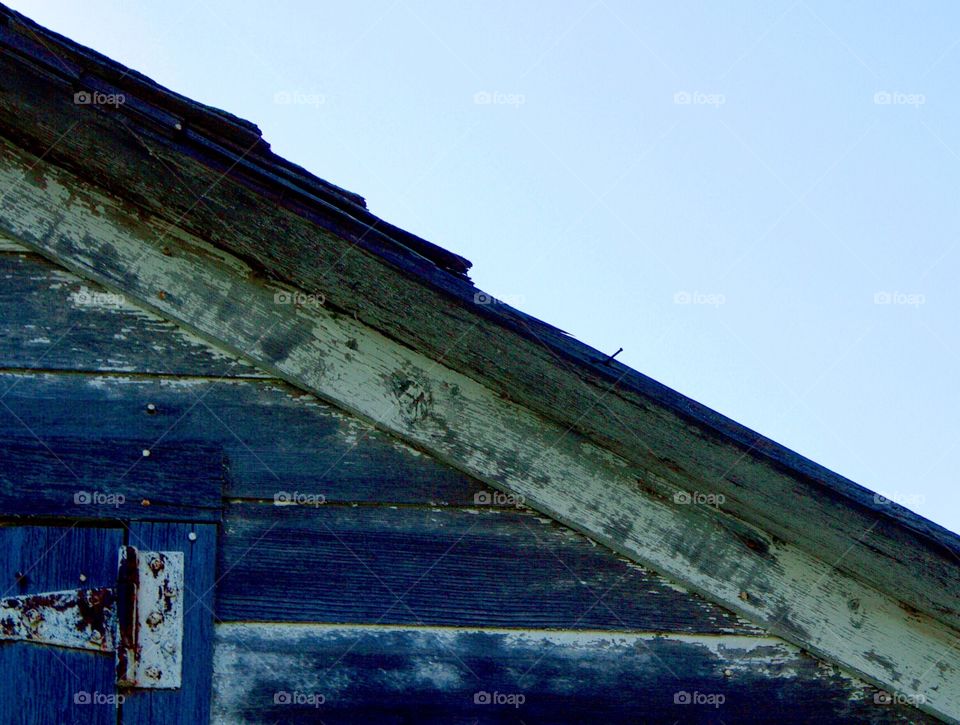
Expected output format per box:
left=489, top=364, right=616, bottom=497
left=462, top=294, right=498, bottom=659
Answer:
left=0, top=243, right=935, bottom=722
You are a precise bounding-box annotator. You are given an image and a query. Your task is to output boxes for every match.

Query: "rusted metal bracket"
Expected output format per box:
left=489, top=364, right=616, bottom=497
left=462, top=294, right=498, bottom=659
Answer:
left=116, top=546, right=184, bottom=688
left=0, top=546, right=184, bottom=689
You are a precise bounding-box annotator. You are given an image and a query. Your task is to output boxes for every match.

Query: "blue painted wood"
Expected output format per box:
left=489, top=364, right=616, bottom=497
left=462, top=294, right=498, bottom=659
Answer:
left=217, top=503, right=759, bottom=634
left=0, top=436, right=224, bottom=520
left=0, top=252, right=263, bottom=376
left=213, top=625, right=935, bottom=724
left=0, top=372, right=488, bottom=505
left=121, top=522, right=217, bottom=725
left=0, top=525, right=123, bottom=725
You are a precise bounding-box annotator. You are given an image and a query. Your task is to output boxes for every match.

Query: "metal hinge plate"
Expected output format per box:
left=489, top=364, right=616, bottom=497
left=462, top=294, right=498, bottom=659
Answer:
left=0, top=546, right=184, bottom=689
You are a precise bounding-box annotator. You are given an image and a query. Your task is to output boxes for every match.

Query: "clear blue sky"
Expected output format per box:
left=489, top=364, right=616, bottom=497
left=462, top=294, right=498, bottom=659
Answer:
left=14, top=1, right=960, bottom=535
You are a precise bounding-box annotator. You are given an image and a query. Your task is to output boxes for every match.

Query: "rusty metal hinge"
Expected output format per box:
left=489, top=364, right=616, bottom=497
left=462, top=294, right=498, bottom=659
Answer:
left=0, top=546, right=184, bottom=689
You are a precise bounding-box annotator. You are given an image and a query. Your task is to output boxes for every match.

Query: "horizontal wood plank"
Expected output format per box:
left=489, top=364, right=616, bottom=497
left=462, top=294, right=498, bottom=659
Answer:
left=217, top=503, right=759, bottom=633
left=0, top=372, right=487, bottom=506
left=0, top=436, right=223, bottom=521
left=212, top=624, right=934, bottom=724
left=0, top=248, right=264, bottom=376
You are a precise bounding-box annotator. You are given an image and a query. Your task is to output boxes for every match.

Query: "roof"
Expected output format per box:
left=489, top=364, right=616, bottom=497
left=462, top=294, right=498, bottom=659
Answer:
left=0, top=4, right=957, bottom=721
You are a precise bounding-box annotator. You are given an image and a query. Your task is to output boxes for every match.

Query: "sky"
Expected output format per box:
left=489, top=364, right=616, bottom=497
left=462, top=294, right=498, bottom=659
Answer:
left=12, top=1, right=960, bottom=535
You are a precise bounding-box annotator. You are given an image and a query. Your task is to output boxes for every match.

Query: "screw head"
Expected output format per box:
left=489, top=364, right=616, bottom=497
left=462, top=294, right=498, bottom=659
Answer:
left=187, top=532, right=197, bottom=542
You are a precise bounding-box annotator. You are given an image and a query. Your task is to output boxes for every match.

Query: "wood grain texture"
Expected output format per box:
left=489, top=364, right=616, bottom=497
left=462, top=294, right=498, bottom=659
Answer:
left=0, top=47, right=954, bottom=652
left=218, top=503, right=760, bottom=634
left=0, top=524, right=123, bottom=725
left=0, top=247, right=264, bottom=376
left=211, top=623, right=935, bottom=724
left=0, top=372, right=487, bottom=506
left=121, top=522, right=217, bottom=725
left=0, top=236, right=27, bottom=252
left=0, top=436, right=224, bottom=521
left=0, top=140, right=956, bottom=721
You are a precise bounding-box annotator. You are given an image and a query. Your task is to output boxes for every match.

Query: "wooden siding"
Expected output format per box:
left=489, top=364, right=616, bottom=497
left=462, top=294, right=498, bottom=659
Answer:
left=218, top=503, right=759, bottom=634
left=211, top=624, right=935, bottom=724
left=0, top=249, right=264, bottom=377
left=0, top=208, right=937, bottom=722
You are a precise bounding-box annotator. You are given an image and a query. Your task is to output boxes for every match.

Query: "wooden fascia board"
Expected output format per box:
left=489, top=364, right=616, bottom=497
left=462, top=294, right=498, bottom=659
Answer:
left=0, top=139, right=957, bottom=722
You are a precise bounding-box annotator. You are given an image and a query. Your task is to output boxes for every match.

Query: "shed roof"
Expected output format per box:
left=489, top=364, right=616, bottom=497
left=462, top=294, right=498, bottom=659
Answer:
left=0, top=4, right=957, bottom=720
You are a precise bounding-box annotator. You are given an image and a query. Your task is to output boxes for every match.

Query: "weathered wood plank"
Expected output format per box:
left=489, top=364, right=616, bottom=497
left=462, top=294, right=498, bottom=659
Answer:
left=1, top=140, right=956, bottom=720
left=211, top=624, right=934, bottom=724
left=0, top=236, right=27, bottom=252
left=218, top=503, right=759, bottom=634
left=0, top=436, right=224, bottom=521
left=0, top=249, right=264, bottom=376
left=0, top=373, right=487, bottom=506
left=0, top=49, right=955, bottom=656
left=122, top=522, right=217, bottom=725
left=0, top=524, right=123, bottom=725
